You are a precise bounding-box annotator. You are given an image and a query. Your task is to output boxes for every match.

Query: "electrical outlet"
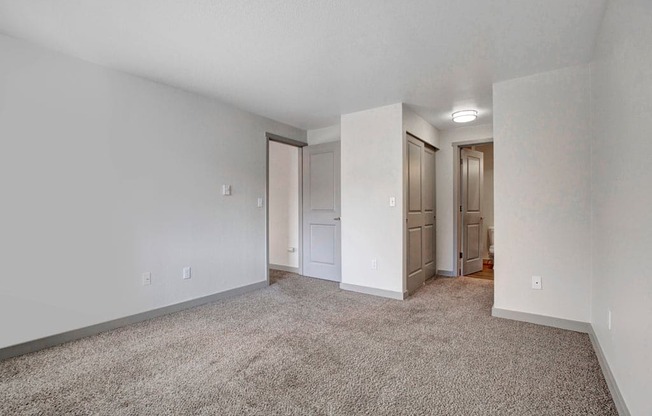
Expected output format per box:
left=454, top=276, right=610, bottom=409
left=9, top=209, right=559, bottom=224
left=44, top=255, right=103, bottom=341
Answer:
left=257, top=197, right=264, bottom=208
left=608, top=309, right=612, bottom=330
left=532, top=275, right=542, bottom=290
left=222, top=185, right=231, bottom=196
left=371, top=259, right=378, bottom=270
left=142, top=272, right=152, bottom=286
left=183, top=266, right=191, bottom=280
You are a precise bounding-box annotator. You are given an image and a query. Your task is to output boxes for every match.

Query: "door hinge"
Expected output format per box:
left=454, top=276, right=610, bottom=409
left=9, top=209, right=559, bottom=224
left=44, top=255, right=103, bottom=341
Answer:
left=460, top=252, right=463, bottom=259
left=460, top=205, right=462, bottom=212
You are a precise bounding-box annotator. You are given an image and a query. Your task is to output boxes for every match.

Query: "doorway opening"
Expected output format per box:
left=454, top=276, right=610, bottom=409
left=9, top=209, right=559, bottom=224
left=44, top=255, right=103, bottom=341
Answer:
left=453, top=140, right=494, bottom=279
left=266, top=134, right=305, bottom=285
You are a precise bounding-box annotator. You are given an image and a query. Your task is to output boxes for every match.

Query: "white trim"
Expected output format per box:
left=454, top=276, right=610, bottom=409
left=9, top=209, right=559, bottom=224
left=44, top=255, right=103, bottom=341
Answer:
left=437, top=269, right=456, bottom=277
left=339, top=283, right=407, bottom=300
left=588, top=328, right=631, bottom=416
left=491, top=307, right=591, bottom=333
left=269, top=264, right=301, bottom=274
left=0, top=281, right=268, bottom=361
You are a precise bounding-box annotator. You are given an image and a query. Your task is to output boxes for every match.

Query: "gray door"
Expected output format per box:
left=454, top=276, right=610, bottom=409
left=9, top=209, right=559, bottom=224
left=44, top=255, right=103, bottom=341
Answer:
left=406, top=135, right=437, bottom=294
left=461, top=148, right=484, bottom=275
left=302, top=142, right=341, bottom=281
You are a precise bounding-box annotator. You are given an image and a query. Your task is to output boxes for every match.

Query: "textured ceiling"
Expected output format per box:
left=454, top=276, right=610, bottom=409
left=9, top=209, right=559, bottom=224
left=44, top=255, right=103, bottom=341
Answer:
left=0, top=0, right=607, bottom=130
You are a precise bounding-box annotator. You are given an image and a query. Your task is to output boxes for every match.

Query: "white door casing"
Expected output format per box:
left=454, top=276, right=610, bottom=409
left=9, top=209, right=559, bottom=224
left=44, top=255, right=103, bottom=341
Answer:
left=302, top=142, right=341, bottom=281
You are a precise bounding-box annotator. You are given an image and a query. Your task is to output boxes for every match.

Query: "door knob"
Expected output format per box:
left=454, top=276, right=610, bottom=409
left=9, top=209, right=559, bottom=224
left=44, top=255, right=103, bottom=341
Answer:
left=334, top=217, right=341, bottom=221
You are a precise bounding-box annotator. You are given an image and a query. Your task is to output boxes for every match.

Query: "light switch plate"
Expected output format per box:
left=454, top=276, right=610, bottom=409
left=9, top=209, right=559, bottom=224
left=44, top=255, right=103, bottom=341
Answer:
left=183, top=266, right=191, bottom=280
left=222, top=185, right=231, bottom=196
left=257, top=197, right=264, bottom=208
left=389, top=197, right=396, bottom=207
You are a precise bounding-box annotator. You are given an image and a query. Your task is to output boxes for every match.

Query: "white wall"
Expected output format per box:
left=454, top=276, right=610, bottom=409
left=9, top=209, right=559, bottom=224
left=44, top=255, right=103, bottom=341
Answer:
left=402, top=105, right=440, bottom=149
left=475, top=143, right=494, bottom=260
left=0, top=34, right=306, bottom=349
left=436, top=124, right=493, bottom=273
left=341, top=104, right=404, bottom=294
left=493, top=65, right=592, bottom=322
left=590, top=1, right=652, bottom=414
left=307, top=124, right=340, bottom=145
left=268, top=141, right=300, bottom=268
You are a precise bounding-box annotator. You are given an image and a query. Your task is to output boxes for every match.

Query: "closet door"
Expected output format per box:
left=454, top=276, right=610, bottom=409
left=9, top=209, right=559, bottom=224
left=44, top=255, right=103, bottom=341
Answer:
left=406, top=135, right=437, bottom=294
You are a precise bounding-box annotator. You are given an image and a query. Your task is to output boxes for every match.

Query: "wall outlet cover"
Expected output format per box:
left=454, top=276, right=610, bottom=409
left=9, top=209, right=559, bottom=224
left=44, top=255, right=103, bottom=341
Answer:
left=532, top=275, right=542, bottom=290
left=183, top=266, right=191, bottom=280
left=142, top=272, right=152, bottom=286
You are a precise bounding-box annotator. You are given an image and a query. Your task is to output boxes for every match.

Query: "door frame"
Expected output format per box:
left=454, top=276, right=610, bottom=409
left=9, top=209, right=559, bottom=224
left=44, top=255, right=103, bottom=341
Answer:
left=452, top=138, right=493, bottom=277
left=265, top=133, right=307, bottom=285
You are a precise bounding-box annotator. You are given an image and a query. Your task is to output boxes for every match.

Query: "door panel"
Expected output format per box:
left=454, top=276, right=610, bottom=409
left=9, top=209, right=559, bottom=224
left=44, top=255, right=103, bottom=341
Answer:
left=408, top=141, right=422, bottom=212
left=423, top=146, right=436, bottom=279
left=309, top=152, right=335, bottom=210
left=461, top=148, right=484, bottom=275
left=303, top=142, right=341, bottom=281
left=408, top=228, right=422, bottom=274
left=309, top=224, right=335, bottom=264
left=406, top=135, right=437, bottom=294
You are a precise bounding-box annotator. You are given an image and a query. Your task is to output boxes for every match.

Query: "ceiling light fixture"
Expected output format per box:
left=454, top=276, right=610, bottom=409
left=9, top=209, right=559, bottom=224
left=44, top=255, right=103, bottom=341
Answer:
left=452, top=110, right=478, bottom=123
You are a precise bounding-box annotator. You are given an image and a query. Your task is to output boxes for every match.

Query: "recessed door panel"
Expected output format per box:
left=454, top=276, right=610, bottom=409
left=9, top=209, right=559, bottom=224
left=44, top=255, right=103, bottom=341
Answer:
left=309, top=224, right=335, bottom=265
left=408, top=228, right=423, bottom=275
left=309, top=152, right=335, bottom=211
left=408, top=140, right=422, bottom=213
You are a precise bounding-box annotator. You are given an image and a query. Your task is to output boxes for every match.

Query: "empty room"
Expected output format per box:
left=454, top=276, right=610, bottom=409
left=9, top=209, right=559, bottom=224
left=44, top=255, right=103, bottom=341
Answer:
left=1, top=1, right=650, bottom=415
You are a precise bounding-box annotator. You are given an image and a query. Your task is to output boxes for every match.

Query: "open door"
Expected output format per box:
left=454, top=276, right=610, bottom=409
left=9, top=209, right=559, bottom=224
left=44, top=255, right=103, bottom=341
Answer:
left=302, top=142, right=341, bottom=281
left=461, top=148, right=484, bottom=275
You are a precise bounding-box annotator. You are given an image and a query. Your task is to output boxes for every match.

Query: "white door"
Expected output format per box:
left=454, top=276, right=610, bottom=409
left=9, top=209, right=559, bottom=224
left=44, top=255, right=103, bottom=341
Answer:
left=461, top=148, right=484, bottom=275
left=406, top=135, right=437, bottom=294
left=302, top=142, right=341, bottom=281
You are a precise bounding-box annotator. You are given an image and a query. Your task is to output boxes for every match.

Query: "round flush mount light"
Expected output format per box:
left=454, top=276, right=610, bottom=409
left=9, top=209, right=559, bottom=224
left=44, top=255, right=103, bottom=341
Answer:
left=452, top=110, right=478, bottom=123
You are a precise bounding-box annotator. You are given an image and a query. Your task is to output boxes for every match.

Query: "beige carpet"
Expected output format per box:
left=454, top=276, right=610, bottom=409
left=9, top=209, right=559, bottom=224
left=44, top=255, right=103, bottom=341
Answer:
left=0, top=272, right=616, bottom=415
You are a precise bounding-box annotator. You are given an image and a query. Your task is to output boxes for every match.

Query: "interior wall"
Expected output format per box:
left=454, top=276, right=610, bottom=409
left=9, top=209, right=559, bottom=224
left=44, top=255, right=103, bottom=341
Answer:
left=436, top=124, right=493, bottom=273
left=590, top=1, right=652, bottom=414
left=0, top=34, right=306, bottom=349
left=474, top=143, right=494, bottom=260
left=402, top=105, right=440, bottom=149
left=268, top=141, right=300, bottom=269
left=493, top=64, right=592, bottom=322
left=341, top=104, right=404, bottom=294
left=307, top=124, right=340, bottom=145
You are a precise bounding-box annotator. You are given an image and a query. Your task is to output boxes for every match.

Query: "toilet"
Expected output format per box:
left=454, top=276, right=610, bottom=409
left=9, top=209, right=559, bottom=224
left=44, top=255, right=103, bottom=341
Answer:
left=488, top=226, right=495, bottom=268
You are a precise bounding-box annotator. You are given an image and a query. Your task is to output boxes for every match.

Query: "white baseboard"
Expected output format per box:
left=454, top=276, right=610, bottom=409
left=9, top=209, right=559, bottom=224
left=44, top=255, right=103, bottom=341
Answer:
left=491, top=307, right=591, bottom=333
left=339, top=283, right=406, bottom=300
left=0, top=281, right=268, bottom=361
left=588, top=328, right=631, bottom=416
left=437, top=269, right=456, bottom=277
left=269, top=264, right=301, bottom=274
